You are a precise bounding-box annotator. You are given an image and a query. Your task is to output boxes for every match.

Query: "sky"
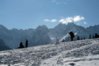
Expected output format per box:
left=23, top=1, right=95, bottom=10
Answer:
left=0, top=0, right=99, bottom=29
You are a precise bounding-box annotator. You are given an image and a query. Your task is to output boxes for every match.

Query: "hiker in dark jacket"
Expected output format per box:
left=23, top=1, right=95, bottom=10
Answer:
left=69, top=31, right=75, bottom=41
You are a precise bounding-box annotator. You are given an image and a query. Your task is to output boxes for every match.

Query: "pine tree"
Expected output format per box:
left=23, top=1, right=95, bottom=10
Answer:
left=92, top=35, right=95, bottom=39
left=95, top=33, right=99, bottom=38
left=89, top=34, right=91, bottom=39
left=18, top=42, right=24, bottom=48
left=25, top=40, right=28, bottom=47
left=77, top=36, right=80, bottom=40
left=83, top=37, right=85, bottom=40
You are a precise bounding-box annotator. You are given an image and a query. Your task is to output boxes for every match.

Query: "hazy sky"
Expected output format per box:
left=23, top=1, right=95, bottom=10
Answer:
left=0, top=0, right=99, bottom=29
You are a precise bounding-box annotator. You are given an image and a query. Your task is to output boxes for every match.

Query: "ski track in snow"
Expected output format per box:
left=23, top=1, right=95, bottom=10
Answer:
left=0, top=39, right=99, bottom=66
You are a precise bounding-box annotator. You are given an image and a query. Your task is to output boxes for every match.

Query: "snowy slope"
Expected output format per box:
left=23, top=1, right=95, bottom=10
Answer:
left=0, top=39, right=99, bottom=66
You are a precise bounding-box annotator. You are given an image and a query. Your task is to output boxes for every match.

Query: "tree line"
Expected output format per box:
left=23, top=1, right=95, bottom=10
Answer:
left=60, top=32, right=99, bottom=43
left=18, top=40, right=28, bottom=48
left=18, top=32, right=99, bottom=49
left=77, top=33, right=99, bottom=40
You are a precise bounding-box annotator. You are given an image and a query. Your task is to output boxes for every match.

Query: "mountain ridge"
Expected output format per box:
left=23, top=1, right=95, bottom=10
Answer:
left=0, top=23, right=99, bottom=49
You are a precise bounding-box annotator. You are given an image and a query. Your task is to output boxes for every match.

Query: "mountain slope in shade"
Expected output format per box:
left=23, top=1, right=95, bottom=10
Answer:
left=87, top=24, right=99, bottom=34
left=0, top=25, right=35, bottom=48
left=0, top=39, right=10, bottom=51
left=31, top=25, right=51, bottom=46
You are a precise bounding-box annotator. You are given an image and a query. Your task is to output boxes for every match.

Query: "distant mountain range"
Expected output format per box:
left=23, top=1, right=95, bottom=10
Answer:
left=0, top=23, right=99, bottom=50
left=49, top=23, right=89, bottom=39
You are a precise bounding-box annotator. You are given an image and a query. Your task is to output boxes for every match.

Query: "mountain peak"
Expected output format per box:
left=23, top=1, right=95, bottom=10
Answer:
left=0, top=25, right=8, bottom=30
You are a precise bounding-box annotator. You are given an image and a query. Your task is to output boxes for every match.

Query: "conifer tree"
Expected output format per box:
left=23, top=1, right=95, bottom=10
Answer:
left=25, top=40, right=28, bottom=47
left=89, top=34, right=91, bottom=39
left=18, top=42, right=24, bottom=48
left=77, top=36, right=80, bottom=40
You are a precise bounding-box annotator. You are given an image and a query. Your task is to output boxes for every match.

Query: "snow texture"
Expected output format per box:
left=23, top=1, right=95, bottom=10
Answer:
left=0, top=38, right=99, bottom=66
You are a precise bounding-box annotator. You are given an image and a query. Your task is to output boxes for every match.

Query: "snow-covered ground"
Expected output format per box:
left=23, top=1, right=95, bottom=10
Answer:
left=0, top=38, right=99, bottom=66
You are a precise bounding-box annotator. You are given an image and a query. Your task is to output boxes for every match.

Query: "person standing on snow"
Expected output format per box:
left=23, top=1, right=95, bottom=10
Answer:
left=69, top=31, right=75, bottom=41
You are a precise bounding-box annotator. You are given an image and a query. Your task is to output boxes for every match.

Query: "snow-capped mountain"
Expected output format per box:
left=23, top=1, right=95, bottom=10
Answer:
left=49, top=23, right=89, bottom=40
left=0, top=23, right=99, bottom=49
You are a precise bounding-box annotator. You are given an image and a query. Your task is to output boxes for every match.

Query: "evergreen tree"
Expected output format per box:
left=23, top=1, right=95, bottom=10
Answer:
left=83, top=37, right=85, bottom=40
left=89, top=34, right=91, bottom=39
left=92, top=35, right=95, bottom=39
left=95, top=33, right=99, bottom=38
left=77, top=36, right=80, bottom=40
left=18, top=42, right=24, bottom=48
left=25, top=40, right=28, bottom=47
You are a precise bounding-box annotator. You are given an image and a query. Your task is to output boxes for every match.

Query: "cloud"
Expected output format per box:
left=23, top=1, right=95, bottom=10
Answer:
left=44, top=15, right=85, bottom=24
left=44, top=19, right=57, bottom=23
left=59, top=16, right=85, bottom=24
left=59, top=17, right=73, bottom=24
left=73, top=16, right=85, bottom=22
left=51, top=19, right=57, bottom=22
